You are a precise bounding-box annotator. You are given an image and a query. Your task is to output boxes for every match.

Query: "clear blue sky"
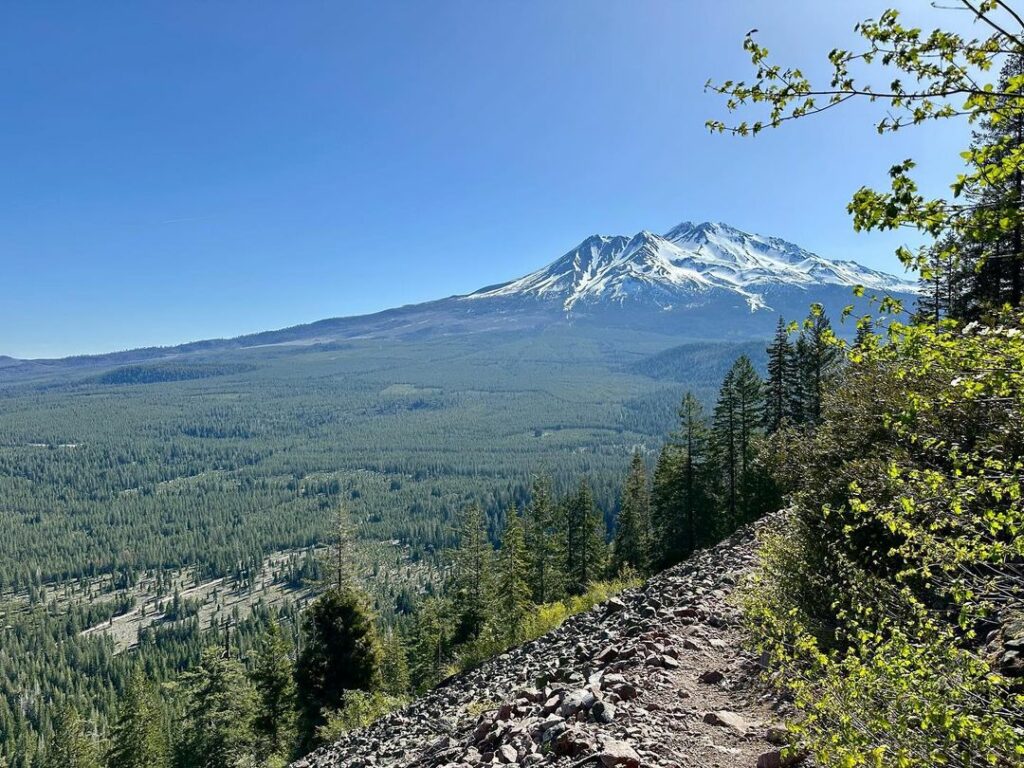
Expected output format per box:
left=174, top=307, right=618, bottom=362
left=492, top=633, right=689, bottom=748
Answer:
left=2, top=1, right=973, bottom=358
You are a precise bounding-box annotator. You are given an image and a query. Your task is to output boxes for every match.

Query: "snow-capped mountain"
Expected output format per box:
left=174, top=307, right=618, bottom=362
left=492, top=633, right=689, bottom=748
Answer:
left=468, top=220, right=916, bottom=313
left=0, top=219, right=918, bottom=382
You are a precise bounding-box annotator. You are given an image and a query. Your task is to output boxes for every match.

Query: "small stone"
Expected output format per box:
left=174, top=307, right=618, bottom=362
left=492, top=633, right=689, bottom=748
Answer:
left=553, top=727, right=593, bottom=757
left=537, top=715, right=564, bottom=732
left=558, top=689, right=595, bottom=717
left=1000, top=650, right=1024, bottom=677
left=497, top=744, right=518, bottom=763
left=472, top=718, right=493, bottom=744
left=598, top=739, right=640, bottom=768
left=703, top=709, right=749, bottom=734
left=609, top=681, right=638, bottom=700
left=605, top=598, right=627, bottom=613
left=591, top=700, right=616, bottom=724
left=758, top=748, right=807, bottom=767
left=698, top=669, right=725, bottom=684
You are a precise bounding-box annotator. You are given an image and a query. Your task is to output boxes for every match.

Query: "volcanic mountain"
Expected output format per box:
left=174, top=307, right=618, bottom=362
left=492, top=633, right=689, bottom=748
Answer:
left=0, top=219, right=915, bottom=381
left=468, top=221, right=914, bottom=313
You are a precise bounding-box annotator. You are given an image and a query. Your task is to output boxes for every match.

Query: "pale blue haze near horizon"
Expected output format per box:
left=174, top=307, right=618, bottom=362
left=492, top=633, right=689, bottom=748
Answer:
left=2, top=1, right=975, bottom=358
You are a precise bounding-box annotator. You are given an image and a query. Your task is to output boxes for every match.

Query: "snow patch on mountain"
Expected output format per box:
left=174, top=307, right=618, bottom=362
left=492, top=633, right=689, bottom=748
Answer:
left=467, top=220, right=916, bottom=313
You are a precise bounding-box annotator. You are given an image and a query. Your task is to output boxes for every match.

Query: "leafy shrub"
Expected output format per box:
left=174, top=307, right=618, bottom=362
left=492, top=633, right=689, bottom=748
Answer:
left=453, top=574, right=641, bottom=675
left=315, top=690, right=409, bottom=743
left=745, top=316, right=1024, bottom=767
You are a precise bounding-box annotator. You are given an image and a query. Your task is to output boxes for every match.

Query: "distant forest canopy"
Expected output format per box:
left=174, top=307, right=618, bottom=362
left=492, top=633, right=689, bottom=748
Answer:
left=0, top=327, right=782, bottom=590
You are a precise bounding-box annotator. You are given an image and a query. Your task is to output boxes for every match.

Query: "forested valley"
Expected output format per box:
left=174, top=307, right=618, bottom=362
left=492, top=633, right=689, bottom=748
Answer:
left=0, top=310, right=841, bottom=767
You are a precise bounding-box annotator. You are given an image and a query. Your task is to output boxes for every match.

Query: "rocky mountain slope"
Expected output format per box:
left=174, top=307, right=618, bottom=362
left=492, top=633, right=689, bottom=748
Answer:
left=294, top=519, right=797, bottom=768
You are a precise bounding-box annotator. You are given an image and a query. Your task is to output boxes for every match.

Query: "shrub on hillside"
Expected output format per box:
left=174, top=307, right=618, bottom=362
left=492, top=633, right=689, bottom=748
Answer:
left=745, top=316, right=1024, bottom=767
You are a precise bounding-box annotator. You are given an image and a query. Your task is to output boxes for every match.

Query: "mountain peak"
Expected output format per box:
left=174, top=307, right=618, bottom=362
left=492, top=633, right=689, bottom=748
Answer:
left=467, top=218, right=916, bottom=313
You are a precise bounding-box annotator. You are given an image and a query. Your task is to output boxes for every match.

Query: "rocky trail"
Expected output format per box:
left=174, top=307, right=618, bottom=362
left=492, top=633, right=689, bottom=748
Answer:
left=295, top=519, right=798, bottom=768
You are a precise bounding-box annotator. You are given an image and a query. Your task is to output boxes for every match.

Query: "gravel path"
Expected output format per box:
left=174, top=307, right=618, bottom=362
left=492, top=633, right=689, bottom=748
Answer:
left=294, top=519, right=796, bottom=768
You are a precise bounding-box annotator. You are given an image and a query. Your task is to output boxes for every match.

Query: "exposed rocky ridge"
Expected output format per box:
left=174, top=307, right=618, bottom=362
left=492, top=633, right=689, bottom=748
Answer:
left=294, top=519, right=799, bottom=768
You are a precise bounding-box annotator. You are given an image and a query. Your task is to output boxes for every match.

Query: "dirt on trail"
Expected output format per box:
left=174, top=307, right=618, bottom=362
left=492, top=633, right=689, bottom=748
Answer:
left=294, top=518, right=799, bottom=768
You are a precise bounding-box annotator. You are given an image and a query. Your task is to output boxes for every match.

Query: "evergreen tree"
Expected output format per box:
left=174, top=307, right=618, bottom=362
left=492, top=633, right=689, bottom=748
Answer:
left=764, top=318, right=796, bottom=432
left=651, top=442, right=683, bottom=564
left=956, top=53, right=1024, bottom=315
left=176, top=648, right=258, bottom=768
left=249, top=619, right=296, bottom=759
left=408, top=597, right=450, bottom=693
left=563, top=479, right=607, bottom=595
left=612, top=450, right=652, bottom=575
left=450, top=505, right=494, bottom=644
left=794, top=308, right=842, bottom=426
left=917, top=236, right=968, bottom=322
left=106, top=669, right=168, bottom=768
left=853, top=317, right=875, bottom=349
left=379, top=629, right=411, bottom=697
left=294, top=587, right=382, bottom=748
left=712, top=357, right=769, bottom=527
left=522, top=476, right=565, bottom=604
left=732, top=356, right=764, bottom=479
left=494, top=504, right=531, bottom=645
left=651, top=393, right=713, bottom=567
left=325, top=504, right=357, bottom=592
left=711, top=366, right=740, bottom=523
left=45, top=706, right=99, bottom=768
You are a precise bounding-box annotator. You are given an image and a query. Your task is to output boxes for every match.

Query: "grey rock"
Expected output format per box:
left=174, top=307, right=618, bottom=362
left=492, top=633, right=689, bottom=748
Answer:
left=591, top=700, right=616, bottom=724
left=703, top=709, right=749, bottom=734
left=598, top=739, right=641, bottom=768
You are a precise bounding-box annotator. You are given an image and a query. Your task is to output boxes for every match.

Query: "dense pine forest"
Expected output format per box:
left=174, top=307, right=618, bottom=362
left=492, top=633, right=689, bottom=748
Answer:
left=0, top=326, right=766, bottom=766
left=0, top=328, right=760, bottom=588
left=2, top=309, right=837, bottom=767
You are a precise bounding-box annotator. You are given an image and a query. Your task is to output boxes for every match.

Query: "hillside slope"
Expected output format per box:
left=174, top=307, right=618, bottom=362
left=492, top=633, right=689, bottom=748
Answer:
left=294, top=519, right=792, bottom=768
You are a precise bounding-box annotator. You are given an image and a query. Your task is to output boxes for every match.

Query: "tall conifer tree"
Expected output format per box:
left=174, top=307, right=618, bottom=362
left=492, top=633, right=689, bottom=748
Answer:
left=379, top=629, right=411, bottom=697
left=494, top=504, right=531, bottom=645
left=652, top=393, right=713, bottom=567
left=450, top=505, right=494, bottom=643
left=522, top=476, right=565, bottom=604
left=250, top=619, right=296, bottom=758
left=795, top=309, right=842, bottom=426
left=563, top=480, right=607, bottom=595
left=613, top=450, right=652, bottom=575
left=45, top=706, right=99, bottom=768
left=107, top=670, right=168, bottom=768
left=409, top=597, right=450, bottom=693
left=712, top=366, right=740, bottom=523
left=177, top=648, right=259, bottom=768
left=732, top=356, right=764, bottom=479
left=764, top=318, right=796, bottom=432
